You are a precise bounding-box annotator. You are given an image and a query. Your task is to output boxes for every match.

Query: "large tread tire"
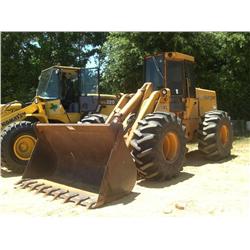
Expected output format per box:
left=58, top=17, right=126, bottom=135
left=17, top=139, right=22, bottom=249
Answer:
left=80, top=114, right=107, bottom=124
left=131, top=112, right=186, bottom=181
left=1, top=121, right=36, bottom=173
left=197, top=110, right=233, bottom=161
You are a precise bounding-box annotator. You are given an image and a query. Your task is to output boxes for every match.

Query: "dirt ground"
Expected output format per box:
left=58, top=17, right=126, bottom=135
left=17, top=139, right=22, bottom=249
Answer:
left=0, top=137, right=249, bottom=217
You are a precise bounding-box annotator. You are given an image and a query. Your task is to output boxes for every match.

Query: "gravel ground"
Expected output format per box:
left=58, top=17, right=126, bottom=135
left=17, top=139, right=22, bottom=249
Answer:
left=0, top=137, right=249, bottom=217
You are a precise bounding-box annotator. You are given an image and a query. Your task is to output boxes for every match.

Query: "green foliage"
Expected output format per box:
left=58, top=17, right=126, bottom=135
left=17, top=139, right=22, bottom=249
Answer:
left=1, top=32, right=250, bottom=120
left=1, top=32, right=107, bottom=103
left=213, top=33, right=250, bottom=120
left=101, top=32, right=250, bottom=120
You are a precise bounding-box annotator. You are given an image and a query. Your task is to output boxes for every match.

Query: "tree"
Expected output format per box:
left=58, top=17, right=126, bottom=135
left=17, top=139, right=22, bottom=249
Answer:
left=2, top=32, right=250, bottom=120
left=1, top=32, right=108, bottom=103
left=101, top=32, right=250, bottom=120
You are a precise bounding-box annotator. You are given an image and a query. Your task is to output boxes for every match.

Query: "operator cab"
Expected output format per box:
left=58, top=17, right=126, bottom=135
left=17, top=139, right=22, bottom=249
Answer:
left=79, top=67, right=100, bottom=114
left=36, top=66, right=100, bottom=114
left=144, top=52, right=196, bottom=112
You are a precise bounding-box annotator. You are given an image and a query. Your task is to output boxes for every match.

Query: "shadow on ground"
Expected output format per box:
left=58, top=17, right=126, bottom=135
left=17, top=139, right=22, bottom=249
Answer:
left=0, top=167, right=22, bottom=178
left=184, top=150, right=238, bottom=167
left=103, top=192, right=141, bottom=208
left=137, top=171, right=194, bottom=188
left=137, top=149, right=237, bottom=189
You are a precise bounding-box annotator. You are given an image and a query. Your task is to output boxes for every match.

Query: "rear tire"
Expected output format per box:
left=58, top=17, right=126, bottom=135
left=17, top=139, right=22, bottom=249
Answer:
left=131, top=112, right=186, bottom=181
left=80, top=114, right=107, bottom=124
left=197, top=110, right=233, bottom=160
left=1, top=121, right=36, bottom=173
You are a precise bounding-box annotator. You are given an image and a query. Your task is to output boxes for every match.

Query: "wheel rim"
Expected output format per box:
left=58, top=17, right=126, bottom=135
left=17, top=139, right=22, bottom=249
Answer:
left=13, top=135, right=36, bottom=161
left=220, top=125, right=229, bottom=146
left=163, top=132, right=179, bottom=161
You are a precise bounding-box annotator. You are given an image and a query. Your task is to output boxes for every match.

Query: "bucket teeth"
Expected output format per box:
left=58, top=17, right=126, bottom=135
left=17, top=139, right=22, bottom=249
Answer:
left=15, top=179, right=97, bottom=208
left=82, top=198, right=97, bottom=209
left=45, top=188, right=61, bottom=196
left=53, top=190, right=69, bottom=200
left=35, top=185, right=52, bottom=194
left=63, top=193, right=79, bottom=203
left=15, top=178, right=31, bottom=185
left=21, top=180, right=38, bottom=188
left=30, top=183, right=44, bottom=191
left=75, top=195, right=90, bottom=205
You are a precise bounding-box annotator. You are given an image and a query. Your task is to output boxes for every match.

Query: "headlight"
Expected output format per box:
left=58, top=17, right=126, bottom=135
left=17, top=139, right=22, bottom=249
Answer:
left=162, top=89, right=167, bottom=95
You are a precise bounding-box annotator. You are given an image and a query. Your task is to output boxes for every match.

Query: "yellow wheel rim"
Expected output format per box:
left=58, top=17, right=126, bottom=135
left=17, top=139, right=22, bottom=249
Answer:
left=163, top=132, right=179, bottom=161
left=220, top=125, right=229, bottom=146
left=13, top=135, right=36, bottom=161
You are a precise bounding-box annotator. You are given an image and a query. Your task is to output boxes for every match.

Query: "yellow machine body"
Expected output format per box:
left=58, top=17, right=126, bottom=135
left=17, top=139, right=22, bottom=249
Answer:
left=18, top=52, right=223, bottom=208
left=1, top=94, right=117, bottom=128
left=143, top=52, right=217, bottom=141
left=1, top=65, right=118, bottom=129
left=1, top=65, right=118, bottom=173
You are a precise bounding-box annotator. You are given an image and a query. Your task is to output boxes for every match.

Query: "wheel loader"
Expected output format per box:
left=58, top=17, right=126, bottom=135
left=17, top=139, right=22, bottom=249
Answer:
left=1, top=66, right=118, bottom=173
left=17, top=52, right=233, bottom=208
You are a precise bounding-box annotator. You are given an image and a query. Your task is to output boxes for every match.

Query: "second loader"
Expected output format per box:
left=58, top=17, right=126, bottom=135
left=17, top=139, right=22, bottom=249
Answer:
left=17, top=52, right=233, bottom=208
left=1, top=66, right=118, bottom=173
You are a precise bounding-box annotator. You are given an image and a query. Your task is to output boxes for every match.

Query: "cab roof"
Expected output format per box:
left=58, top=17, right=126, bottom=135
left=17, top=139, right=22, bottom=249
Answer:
left=145, top=52, right=195, bottom=62
left=41, top=65, right=81, bottom=73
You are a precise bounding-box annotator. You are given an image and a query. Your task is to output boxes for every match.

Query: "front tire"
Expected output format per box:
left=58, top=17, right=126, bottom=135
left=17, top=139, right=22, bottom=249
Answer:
left=80, top=114, right=107, bottom=124
left=197, top=110, right=233, bottom=160
left=131, top=112, right=186, bottom=181
left=1, top=121, right=36, bottom=173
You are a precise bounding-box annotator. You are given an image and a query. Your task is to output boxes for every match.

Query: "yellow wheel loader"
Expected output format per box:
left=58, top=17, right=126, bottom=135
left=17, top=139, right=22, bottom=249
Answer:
left=17, top=52, right=233, bottom=208
left=1, top=66, right=118, bottom=172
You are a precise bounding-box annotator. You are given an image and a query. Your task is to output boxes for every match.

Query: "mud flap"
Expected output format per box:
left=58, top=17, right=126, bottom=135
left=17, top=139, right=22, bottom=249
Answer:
left=19, top=123, right=137, bottom=208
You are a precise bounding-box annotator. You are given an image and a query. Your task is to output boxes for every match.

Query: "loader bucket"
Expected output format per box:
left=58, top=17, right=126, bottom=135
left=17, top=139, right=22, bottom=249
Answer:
left=18, top=123, right=137, bottom=208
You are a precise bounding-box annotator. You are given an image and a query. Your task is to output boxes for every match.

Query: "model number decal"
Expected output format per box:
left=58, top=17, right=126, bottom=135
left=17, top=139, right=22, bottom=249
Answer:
left=100, top=99, right=116, bottom=105
left=1, top=112, right=26, bottom=127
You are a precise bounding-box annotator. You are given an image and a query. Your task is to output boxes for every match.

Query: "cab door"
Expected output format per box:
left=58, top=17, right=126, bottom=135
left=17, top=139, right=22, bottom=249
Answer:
left=183, top=61, right=199, bottom=141
left=79, top=68, right=100, bottom=115
left=184, top=61, right=196, bottom=98
left=166, top=60, right=186, bottom=112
